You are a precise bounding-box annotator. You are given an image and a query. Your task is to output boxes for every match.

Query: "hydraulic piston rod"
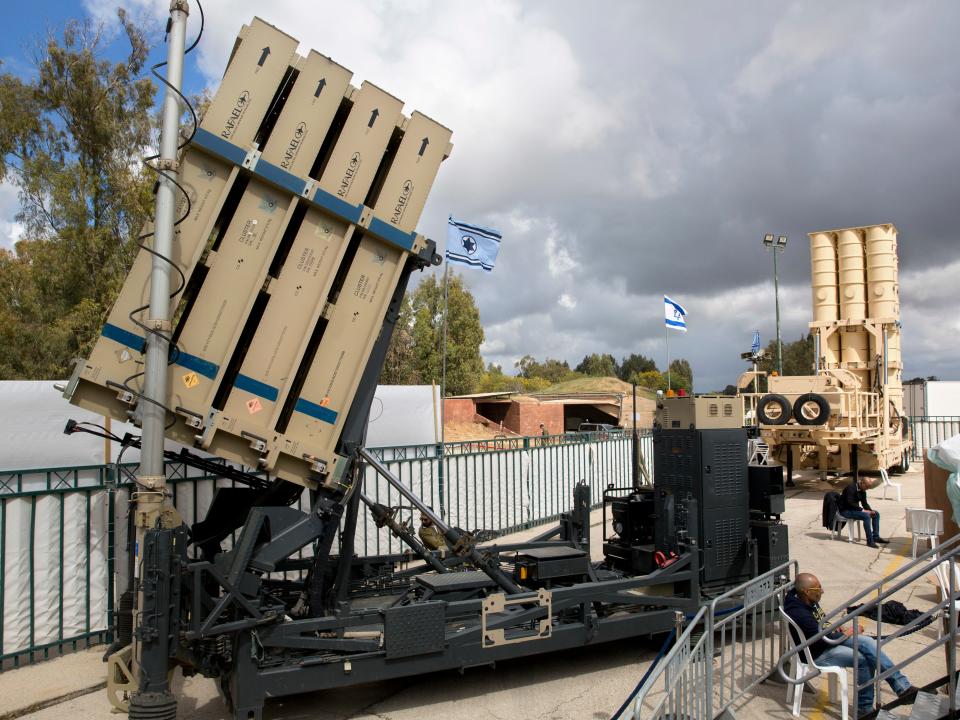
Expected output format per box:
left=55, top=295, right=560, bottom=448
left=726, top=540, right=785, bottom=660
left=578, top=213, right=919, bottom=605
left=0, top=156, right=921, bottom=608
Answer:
left=358, top=448, right=523, bottom=594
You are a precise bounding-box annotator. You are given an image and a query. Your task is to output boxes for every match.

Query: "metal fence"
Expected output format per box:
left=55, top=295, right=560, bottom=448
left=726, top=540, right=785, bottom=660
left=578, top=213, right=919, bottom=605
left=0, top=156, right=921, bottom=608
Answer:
left=0, top=459, right=270, bottom=670
left=618, top=561, right=798, bottom=720
left=361, top=431, right=648, bottom=555
left=0, top=431, right=651, bottom=670
left=909, top=415, right=960, bottom=460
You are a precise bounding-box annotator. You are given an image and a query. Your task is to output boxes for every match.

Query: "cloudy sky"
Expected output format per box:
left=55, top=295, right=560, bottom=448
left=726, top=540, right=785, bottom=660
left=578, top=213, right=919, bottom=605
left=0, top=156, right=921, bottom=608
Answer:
left=3, top=1, right=959, bottom=390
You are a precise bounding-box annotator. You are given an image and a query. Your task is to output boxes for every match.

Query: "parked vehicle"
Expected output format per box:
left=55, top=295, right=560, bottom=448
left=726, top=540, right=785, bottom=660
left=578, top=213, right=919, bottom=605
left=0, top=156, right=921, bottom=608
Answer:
left=578, top=422, right=622, bottom=440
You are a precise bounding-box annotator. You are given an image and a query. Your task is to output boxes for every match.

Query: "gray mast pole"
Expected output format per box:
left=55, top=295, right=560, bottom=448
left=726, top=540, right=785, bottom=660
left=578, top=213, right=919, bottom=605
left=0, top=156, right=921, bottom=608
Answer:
left=129, top=3, right=188, bottom=717
left=140, top=2, right=188, bottom=480
left=665, top=322, right=671, bottom=392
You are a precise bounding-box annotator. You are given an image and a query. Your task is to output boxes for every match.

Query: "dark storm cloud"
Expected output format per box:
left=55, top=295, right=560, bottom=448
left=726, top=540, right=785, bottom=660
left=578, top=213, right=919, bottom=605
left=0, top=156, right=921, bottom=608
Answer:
left=458, top=2, right=960, bottom=389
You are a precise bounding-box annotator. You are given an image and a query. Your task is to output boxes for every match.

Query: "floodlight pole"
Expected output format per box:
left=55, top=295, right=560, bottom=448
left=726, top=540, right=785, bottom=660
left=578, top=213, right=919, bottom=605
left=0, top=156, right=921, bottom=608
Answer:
left=764, top=234, right=787, bottom=375
left=130, top=2, right=189, bottom=717
left=773, top=245, right=782, bottom=375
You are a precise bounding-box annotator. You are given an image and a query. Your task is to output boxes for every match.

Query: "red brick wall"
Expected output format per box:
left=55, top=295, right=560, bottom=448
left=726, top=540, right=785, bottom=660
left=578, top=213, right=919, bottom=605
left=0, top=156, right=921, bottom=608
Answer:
left=444, top=398, right=477, bottom=423
left=514, top=403, right=564, bottom=436
left=443, top=398, right=563, bottom=437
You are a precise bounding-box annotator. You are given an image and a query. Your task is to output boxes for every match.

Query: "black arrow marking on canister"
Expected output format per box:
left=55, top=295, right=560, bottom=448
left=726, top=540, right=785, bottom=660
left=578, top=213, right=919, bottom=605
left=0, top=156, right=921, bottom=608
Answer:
left=418, top=137, right=429, bottom=156
left=258, top=47, right=270, bottom=67
left=368, top=108, right=379, bottom=128
left=315, top=78, right=326, bottom=97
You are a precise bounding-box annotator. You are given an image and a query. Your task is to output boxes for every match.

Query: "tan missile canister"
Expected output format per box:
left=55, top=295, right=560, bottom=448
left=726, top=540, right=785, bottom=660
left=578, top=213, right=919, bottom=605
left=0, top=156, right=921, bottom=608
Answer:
left=864, top=224, right=899, bottom=318
left=67, top=18, right=299, bottom=420
left=809, top=231, right=840, bottom=366
left=865, top=223, right=903, bottom=414
left=836, top=227, right=870, bottom=387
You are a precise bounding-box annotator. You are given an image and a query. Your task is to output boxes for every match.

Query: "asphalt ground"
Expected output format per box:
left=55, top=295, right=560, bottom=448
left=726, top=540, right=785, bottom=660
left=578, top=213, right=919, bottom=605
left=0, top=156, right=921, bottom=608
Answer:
left=1, top=465, right=951, bottom=720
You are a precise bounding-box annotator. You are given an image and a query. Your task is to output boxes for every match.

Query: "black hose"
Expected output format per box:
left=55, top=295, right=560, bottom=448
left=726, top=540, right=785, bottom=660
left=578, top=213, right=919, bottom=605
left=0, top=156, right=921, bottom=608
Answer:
left=609, top=628, right=676, bottom=720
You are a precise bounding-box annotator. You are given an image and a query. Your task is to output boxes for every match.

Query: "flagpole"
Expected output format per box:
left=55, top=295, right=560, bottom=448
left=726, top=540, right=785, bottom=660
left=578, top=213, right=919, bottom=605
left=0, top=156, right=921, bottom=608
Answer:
left=440, top=263, right=450, bottom=444
left=665, top=322, right=671, bottom=391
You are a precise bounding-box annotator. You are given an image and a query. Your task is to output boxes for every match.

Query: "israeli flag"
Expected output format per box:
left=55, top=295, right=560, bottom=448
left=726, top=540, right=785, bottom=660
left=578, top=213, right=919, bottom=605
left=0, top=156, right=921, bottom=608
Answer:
left=446, top=216, right=502, bottom=273
left=751, top=331, right=761, bottom=354
left=664, top=295, right=687, bottom=332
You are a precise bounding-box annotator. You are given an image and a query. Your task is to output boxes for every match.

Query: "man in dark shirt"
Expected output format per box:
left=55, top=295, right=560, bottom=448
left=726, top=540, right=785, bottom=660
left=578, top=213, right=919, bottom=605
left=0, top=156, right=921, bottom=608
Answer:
left=838, top=476, right=889, bottom=548
left=783, top=573, right=914, bottom=717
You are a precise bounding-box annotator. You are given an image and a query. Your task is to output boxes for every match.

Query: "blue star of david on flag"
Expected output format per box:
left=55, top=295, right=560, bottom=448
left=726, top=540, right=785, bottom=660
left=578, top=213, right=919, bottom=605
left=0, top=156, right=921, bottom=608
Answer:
left=446, top=216, right=502, bottom=272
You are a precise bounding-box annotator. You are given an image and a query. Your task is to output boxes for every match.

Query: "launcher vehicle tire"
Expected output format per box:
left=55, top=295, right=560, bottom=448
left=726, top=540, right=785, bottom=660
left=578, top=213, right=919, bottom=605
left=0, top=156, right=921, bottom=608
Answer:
left=757, top=394, right=792, bottom=425
left=792, top=393, right=830, bottom=426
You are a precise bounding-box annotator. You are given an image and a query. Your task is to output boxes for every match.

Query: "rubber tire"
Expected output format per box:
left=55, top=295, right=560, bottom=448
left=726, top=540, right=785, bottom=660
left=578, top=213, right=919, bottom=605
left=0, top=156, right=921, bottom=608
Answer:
left=793, top=393, right=831, bottom=426
left=757, top=394, right=792, bottom=425
left=892, top=450, right=911, bottom=475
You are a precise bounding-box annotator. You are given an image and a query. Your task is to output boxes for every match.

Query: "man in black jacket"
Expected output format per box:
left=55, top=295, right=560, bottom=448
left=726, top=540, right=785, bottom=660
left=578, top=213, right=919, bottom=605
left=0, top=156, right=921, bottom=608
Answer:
left=783, top=573, right=915, bottom=717
left=839, top=476, right=889, bottom=548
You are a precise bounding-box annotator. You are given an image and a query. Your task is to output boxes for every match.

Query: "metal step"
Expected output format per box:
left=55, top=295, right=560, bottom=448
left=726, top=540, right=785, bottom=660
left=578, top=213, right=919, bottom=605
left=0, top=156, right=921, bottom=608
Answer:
left=876, top=710, right=906, bottom=720
left=906, top=690, right=949, bottom=720
left=876, top=686, right=958, bottom=720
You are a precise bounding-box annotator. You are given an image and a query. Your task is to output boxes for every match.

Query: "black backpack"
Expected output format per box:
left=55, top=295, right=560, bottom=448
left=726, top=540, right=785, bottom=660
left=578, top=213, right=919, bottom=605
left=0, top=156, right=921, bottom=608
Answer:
left=822, top=491, right=842, bottom=529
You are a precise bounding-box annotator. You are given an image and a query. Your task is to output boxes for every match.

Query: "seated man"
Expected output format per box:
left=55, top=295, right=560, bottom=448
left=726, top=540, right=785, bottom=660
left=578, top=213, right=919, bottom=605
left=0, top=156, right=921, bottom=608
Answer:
left=839, top=475, right=889, bottom=548
left=784, top=573, right=915, bottom=718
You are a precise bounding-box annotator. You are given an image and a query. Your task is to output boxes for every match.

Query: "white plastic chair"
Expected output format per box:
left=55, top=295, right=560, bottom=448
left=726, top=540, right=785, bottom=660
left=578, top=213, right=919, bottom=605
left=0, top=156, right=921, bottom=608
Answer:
left=748, top=438, right=770, bottom=465
left=905, top=507, right=943, bottom=558
left=831, top=512, right=862, bottom=543
left=779, top=608, right=849, bottom=720
left=932, top=558, right=960, bottom=634
left=879, top=467, right=902, bottom=502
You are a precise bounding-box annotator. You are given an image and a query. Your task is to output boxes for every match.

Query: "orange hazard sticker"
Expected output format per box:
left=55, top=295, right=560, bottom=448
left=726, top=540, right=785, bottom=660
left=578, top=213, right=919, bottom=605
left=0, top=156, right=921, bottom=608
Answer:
left=182, top=372, right=200, bottom=389
left=246, top=398, right=263, bottom=414
left=320, top=396, right=331, bottom=407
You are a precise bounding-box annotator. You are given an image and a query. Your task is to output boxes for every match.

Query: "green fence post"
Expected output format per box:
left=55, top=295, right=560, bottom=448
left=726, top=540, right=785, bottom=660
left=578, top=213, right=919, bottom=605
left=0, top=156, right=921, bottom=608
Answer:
left=436, top=443, right=446, bottom=520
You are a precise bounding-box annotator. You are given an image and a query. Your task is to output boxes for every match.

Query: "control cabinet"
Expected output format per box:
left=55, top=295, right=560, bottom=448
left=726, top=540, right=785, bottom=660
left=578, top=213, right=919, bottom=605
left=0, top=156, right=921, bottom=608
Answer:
left=654, top=427, right=751, bottom=586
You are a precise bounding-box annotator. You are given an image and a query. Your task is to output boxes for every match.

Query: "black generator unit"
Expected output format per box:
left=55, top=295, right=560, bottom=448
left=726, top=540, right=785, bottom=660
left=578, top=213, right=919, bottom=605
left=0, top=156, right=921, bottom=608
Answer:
left=750, top=520, right=789, bottom=575
left=602, top=489, right=658, bottom=574
left=609, top=491, right=656, bottom=545
left=653, top=427, right=751, bottom=586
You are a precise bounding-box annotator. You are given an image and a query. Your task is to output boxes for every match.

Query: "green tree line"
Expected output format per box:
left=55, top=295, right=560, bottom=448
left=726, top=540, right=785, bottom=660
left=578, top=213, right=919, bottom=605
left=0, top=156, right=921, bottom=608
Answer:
left=1, top=16, right=155, bottom=379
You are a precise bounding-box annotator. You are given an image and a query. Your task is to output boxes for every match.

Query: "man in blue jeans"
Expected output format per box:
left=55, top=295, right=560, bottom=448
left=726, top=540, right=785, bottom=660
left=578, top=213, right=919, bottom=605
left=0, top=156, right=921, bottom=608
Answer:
left=839, top=476, right=889, bottom=548
left=784, top=573, right=916, bottom=717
